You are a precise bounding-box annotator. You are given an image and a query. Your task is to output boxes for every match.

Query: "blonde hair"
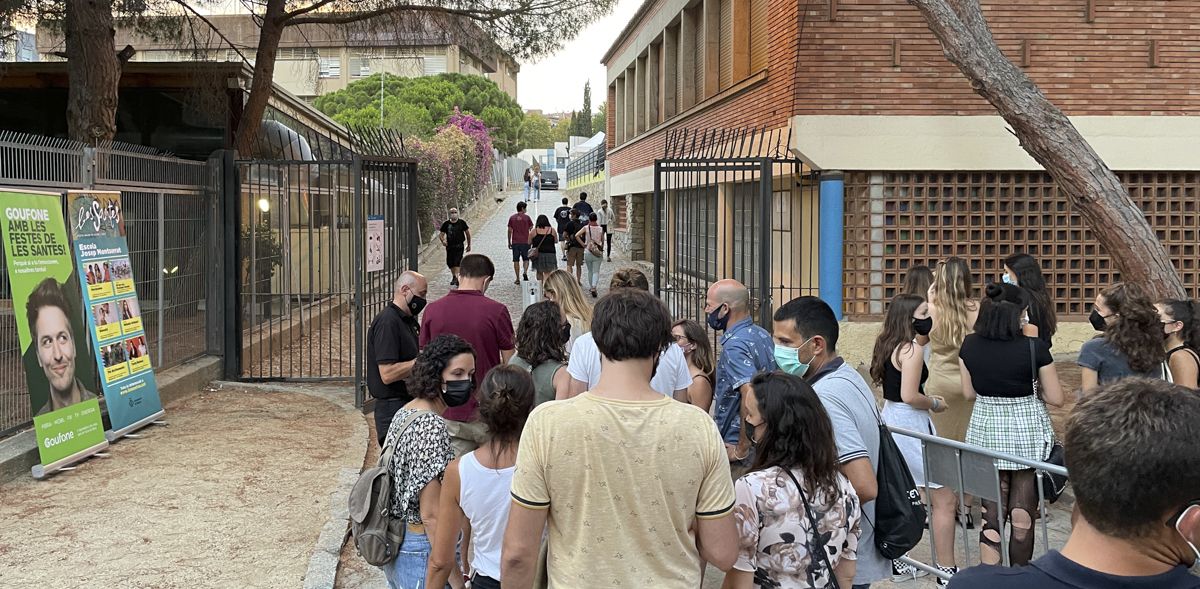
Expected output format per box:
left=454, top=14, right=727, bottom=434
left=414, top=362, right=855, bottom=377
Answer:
left=930, top=257, right=975, bottom=349
left=542, top=269, right=593, bottom=329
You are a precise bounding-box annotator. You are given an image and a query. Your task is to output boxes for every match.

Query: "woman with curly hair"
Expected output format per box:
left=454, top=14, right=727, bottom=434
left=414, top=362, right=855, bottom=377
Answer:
left=1079, top=282, right=1166, bottom=394
left=1002, top=253, right=1058, bottom=347
left=380, top=334, right=475, bottom=589
left=925, top=257, right=980, bottom=442
left=542, top=269, right=592, bottom=350
left=509, top=300, right=571, bottom=405
left=724, top=372, right=860, bottom=589
left=427, top=365, right=535, bottom=589
left=1157, top=298, right=1200, bottom=389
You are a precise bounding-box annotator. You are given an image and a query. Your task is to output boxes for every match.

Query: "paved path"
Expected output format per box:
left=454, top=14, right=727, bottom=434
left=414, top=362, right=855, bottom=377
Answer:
left=420, top=189, right=633, bottom=324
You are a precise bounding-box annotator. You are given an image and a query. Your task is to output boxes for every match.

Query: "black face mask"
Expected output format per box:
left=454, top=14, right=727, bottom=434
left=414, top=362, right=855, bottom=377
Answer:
left=442, top=379, right=474, bottom=407
left=560, top=323, right=572, bottom=345
left=1089, top=309, right=1109, bottom=332
left=912, top=317, right=933, bottom=337
left=407, top=294, right=427, bottom=316
left=745, top=419, right=763, bottom=448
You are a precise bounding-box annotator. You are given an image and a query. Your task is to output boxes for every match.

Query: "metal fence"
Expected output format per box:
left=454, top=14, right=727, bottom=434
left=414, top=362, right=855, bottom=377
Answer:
left=565, top=142, right=605, bottom=190
left=889, top=426, right=1070, bottom=581
left=0, top=132, right=215, bottom=437
left=653, top=128, right=820, bottom=330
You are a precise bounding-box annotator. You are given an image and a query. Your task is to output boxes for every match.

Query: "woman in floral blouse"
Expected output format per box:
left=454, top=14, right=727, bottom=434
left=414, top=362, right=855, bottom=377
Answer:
left=381, top=335, right=475, bottom=589
left=724, top=372, right=861, bottom=589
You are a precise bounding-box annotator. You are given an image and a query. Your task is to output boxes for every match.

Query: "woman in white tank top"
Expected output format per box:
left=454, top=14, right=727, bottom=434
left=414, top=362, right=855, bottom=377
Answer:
left=427, top=365, right=535, bottom=589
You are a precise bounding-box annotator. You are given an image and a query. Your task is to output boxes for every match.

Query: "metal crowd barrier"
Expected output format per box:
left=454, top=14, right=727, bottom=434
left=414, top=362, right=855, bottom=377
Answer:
left=886, top=426, right=1070, bottom=580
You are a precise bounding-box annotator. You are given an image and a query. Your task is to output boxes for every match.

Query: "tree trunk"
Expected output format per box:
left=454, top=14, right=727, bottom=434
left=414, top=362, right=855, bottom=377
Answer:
left=907, top=0, right=1186, bottom=299
left=234, top=0, right=288, bottom=155
left=64, top=0, right=120, bottom=145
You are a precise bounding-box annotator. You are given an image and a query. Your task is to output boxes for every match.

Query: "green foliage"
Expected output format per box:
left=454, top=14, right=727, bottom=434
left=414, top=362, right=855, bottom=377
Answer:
left=409, top=125, right=490, bottom=238
left=519, top=112, right=554, bottom=150
left=592, top=101, right=606, bottom=136
left=551, top=114, right=572, bottom=144
left=570, top=82, right=592, bottom=137
left=313, top=73, right=523, bottom=155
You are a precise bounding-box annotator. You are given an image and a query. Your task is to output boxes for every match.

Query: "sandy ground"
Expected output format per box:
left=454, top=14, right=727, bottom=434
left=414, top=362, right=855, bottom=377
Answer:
left=0, top=382, right=366, bottom=588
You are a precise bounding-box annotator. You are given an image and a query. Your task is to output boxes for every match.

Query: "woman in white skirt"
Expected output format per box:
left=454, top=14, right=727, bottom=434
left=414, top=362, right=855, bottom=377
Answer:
left=871, top=294, right=958, bottom=584
left=959, top=283, right=1065, bottom=567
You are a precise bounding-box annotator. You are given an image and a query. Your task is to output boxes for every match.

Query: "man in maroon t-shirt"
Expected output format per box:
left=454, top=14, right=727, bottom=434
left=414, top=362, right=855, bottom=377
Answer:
left=507, top=201, right=534, bottom=285
left=419, top=253, right=515, bottom=455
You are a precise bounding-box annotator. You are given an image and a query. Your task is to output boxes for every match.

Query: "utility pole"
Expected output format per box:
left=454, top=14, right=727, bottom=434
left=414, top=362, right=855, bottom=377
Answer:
left=379, top=70, right=385, bottom=129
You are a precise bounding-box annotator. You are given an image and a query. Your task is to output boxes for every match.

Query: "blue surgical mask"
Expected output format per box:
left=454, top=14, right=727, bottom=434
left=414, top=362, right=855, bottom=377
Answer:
left=773, top=337, right=815, bottom=377
left=1002, top=274, right=1016, bottom=286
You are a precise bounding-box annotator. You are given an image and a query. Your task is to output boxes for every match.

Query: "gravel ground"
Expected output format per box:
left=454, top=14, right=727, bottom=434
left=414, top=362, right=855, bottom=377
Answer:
left=0, top=382, right=366, bottom=588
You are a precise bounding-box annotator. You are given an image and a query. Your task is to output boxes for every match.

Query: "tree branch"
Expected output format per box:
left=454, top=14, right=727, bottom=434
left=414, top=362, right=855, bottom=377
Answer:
left=285, top=3, right=555, bottom=25
left=166, top=0, right=253, bottom=67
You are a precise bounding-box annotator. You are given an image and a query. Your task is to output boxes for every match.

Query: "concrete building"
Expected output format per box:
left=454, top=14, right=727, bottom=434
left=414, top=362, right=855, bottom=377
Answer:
left=0, top=30, right=37, bottom=62
left=36, top=14, right=519, bottom=101
left=604, top=0, right=1200, bottom=320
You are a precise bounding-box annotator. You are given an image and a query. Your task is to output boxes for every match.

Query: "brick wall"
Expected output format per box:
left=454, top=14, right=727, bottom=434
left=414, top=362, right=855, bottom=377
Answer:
left=609, top=0, right=1200, bottom=177
left=607, top=0, right=801, bottom=177
left=796, top=0, right=1200, bottom=116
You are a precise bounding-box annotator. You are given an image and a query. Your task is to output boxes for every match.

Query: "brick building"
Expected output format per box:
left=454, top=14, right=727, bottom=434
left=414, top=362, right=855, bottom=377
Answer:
left=603, top=0, right=1200, bottom=320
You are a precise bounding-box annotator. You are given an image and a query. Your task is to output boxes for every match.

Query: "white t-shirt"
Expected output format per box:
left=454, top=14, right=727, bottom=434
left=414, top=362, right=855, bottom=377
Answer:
left=568, top=332, right=692, bottom=397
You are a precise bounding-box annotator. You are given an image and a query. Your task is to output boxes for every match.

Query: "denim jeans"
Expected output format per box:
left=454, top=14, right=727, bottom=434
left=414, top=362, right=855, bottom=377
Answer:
left=584, top=251, right=603, bottom=289
left=381, top=530, right=450, bottom=589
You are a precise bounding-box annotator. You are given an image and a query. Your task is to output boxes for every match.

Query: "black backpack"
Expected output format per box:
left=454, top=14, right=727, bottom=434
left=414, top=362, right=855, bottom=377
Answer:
left=830, top=376, right=927, bottom=560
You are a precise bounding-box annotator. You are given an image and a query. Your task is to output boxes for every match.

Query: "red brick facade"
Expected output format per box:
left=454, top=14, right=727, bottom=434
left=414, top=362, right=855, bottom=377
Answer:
left=609, top=0, right=1200, bottom=177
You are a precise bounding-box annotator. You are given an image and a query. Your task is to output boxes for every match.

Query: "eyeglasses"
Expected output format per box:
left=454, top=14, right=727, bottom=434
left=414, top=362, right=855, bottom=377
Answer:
left=671, top=334, right=690, bottom=343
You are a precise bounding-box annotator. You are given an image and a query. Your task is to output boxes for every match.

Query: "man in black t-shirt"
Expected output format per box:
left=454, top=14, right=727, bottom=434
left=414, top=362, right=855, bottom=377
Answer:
left=573, top=191, right=594, bottom=218
left=554, top=197, right=573, bottom=261
left=563, top=209, right=586, bottom=284
left=948, top=377, right=1200, bottom=589
left=439, top=208, right=471, bottom=288
left=366, top=271, right=427, bottom=445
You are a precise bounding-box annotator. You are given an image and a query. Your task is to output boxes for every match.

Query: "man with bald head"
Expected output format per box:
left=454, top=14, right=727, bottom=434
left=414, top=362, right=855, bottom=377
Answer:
left=705, top=279, right=776, bottom=466
left=366, top=270, right=427, bottom=444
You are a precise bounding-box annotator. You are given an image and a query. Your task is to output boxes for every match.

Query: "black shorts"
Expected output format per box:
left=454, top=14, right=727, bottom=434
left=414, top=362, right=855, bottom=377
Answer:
left=446, top=244, right=464, bottom=268
left=511, top=244, right=530, bottom=262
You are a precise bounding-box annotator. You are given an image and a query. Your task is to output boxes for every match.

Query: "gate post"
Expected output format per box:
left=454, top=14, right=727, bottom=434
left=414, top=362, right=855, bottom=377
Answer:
left=818, top=171, right=845, bottom=320
left=352, top=156, right=366, bottom=408
left=652, top=161, right=662, bottom=295
left=221, top=150, right=242, bottom=379
left=407, top=161, right=419, bottom=273
left=758, top=158, right=773, bottom=328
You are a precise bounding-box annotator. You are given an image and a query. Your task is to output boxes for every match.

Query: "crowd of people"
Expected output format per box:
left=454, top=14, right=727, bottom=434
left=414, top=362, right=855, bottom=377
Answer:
left=363, top=249, right=1200, bottom=589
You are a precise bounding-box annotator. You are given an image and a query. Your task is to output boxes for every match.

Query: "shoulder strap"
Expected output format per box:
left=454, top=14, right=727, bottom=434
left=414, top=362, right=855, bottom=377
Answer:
left=826, top=374, right=884, bottom=427
left=379, top=409, right=431, bottom=468
left=1029, top=338, right=1041, bottom=399
left=782, top=468, right=841, bottom=589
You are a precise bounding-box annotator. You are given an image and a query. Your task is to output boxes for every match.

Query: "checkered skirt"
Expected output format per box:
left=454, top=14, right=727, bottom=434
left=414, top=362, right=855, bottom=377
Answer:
left=965, top=394, right=1055, bottom=471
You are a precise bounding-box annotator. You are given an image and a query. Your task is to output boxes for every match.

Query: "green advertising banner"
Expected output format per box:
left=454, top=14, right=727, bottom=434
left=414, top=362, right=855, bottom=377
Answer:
left=0, top=190, right=108, bottom=477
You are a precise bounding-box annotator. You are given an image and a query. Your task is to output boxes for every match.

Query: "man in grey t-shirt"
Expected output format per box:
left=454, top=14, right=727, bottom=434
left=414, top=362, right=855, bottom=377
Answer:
left=772, top=296, right=889, bottom=588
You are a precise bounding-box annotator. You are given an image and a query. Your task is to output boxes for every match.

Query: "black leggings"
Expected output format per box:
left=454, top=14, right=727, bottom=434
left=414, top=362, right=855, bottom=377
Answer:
left=980, top=469, right=1039, bottom=566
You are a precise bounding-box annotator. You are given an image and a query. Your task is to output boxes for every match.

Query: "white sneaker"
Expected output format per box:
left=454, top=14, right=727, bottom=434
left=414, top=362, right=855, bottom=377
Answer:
left=891, top=559, right=930, bottom=583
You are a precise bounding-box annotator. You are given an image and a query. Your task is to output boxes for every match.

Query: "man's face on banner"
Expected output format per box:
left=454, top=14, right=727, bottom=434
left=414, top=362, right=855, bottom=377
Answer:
left=34, top=305, right=76, bottom=394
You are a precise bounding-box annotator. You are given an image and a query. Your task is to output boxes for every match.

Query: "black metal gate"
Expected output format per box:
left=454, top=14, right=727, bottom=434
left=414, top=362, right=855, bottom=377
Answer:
left=653, top=128, right=821, bottom=329
left=231, top=154, right=417, bottom=393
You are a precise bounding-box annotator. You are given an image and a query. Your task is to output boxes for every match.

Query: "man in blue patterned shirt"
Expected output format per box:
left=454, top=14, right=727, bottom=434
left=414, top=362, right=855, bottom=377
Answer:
left=705, top=279, right=776, bottom=464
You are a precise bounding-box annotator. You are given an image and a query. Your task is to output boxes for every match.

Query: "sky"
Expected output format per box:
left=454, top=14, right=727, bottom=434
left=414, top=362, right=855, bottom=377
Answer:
left=515, top=0, right=643, bottom=114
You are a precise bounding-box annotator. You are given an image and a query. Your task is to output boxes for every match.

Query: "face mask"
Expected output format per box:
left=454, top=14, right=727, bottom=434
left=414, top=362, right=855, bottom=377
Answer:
left=706, top=304, right=730, bottom=331
left=912, top=317, right=933, bottom=336
left=774, top=337, right=815, bottom=377
left=442, top=379, right=474, bottom=407
left=1002, top=274, right=1016, bottom=286
left=1089, top=309, right=1109, bottom=332
left=1177, top=505, right=1200, bottom=565
left=744, top=419, right=763, bottom=448
left=560, top=323, right=572, bottom=345
left=449, top=215, right=458, bottom=222
left=407, top=293, right=427, bottom=316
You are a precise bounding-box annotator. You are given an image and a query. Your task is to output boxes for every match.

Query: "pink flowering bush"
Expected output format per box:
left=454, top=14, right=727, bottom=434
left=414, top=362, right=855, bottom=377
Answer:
left=408, top=109, right=498, bottom=241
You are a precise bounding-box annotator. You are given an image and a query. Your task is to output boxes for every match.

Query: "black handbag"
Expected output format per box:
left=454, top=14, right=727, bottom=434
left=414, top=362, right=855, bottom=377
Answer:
left=1029, top=338, right=1068, bottom=503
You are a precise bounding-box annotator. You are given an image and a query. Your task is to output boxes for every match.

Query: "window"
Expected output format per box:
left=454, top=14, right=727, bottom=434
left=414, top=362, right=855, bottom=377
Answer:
left=749, top=0, right=767, bottom=71
left=277, top=47, right=317, bottom=60
left=318, top=56, right=341, bottom=78
left=674, top=186, right=718, bottom=280
left=719, top=0, right=733, bottom=89
left=350, top=54, right=372, bottom=77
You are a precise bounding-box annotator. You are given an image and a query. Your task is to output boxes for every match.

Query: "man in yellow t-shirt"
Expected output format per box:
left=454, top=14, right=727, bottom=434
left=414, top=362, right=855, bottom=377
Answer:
left=502, top=288, right=737, bottom=588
